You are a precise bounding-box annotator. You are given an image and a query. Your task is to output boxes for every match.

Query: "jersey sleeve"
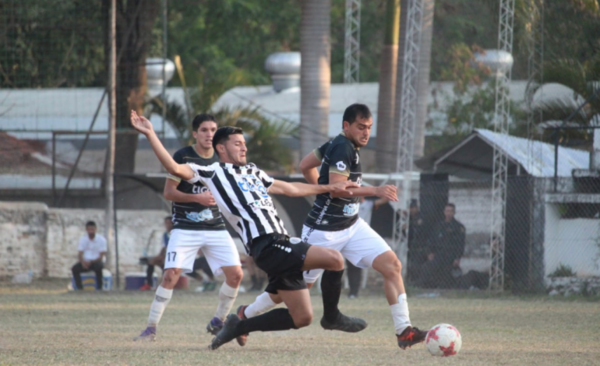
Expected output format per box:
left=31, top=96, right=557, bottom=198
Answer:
left=77, top=237, right=86, bottom=251
left=186, top=163, right=216, bottom=184
left=256, top=168, right=275, bottom=190
left=99, top=236, right=108, bottom=252
left=167, top=150, right=184, bottom=183
left=313, top=140, right=330, bottom=161
left=327, top=143, right=354, bottom=177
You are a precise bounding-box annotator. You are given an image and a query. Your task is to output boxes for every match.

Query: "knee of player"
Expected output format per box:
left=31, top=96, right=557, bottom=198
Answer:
left=162, top=269, right=181, bottom=287
left=227, top=268, right=244, bottom=286
left=383, top=257, right=402, bottom=278
left=329, top=250, right=344, bottom=271
left=292, top=312, right=313, bottom=328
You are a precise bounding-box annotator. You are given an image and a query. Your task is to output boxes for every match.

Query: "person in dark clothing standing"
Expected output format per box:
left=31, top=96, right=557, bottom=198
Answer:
left=405, top=199, right=426, bottom=283
left=417, top=203, right=466, bottom=289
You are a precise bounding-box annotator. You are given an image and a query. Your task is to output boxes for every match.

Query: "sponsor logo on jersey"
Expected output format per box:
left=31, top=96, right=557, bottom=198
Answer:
left=248, top=198, right=274, bottom=211
left=336, top=161, right=347, bottom=171
left=192, top=185, right=209, bottom=194
left=355, top=153, right=360, bottom=164
left=342, top=203, right=360, bottom=217
left=237, top=175, right=269, bottom=198
left=185, top=209, right=214, bottom=222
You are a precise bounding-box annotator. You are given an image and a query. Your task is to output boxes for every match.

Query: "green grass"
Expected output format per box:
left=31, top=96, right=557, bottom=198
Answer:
left=0, top=279, right=599, bottom=366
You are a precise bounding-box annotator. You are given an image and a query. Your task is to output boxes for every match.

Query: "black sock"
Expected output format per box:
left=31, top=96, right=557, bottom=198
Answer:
left=321, top=269, right=344, bottom=322
left=236, top=308, right=298, bottom=335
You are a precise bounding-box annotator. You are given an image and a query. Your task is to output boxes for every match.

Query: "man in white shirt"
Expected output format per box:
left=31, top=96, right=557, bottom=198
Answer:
left=71, top=221, right=107, bottom=290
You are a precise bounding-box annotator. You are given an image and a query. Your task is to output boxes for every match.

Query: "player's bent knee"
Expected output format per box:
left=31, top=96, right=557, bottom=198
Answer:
left=226, top=268, right=243, bottom=286
left=329, top=250, right=344, bottom=271
left=292, top=312, right=313, bottom=328
left=161, top=269, right=181, bottom=288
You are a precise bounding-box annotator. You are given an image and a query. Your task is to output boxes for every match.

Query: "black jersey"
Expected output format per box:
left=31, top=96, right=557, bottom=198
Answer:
left=169, top=146, right=226, bottom=231
left=304, top=133, right=362, bottom=231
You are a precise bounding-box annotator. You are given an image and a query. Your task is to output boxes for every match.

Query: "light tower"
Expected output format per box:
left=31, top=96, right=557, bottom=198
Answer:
left=344, top=0, right=361, bottom=84
left=489, top=0, right=516, bottom=292
left=392, top=0, right=424, bottom=266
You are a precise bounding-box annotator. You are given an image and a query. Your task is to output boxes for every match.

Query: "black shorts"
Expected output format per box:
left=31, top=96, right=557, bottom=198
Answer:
left=249, top=234, right=311, bottom=294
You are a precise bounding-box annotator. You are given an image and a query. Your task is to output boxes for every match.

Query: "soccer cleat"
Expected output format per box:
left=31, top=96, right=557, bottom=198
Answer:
left=397, top=326, right=428, bottom=349
left=206, top=317, right=224, bottom=335
left=133, top=326, right=156, bottom=341
left=139, top=284, right=152, bottom=291
left=320, top=313, right=368, bottom=333
left=235, top=305, right=249, bottom=346
left=208, top=314, right=241, bottom=351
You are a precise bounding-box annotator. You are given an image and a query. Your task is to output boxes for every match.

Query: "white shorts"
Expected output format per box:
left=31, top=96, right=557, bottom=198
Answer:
left=164, top=229, right=241, bottom=276
left=301, top=218, right=391, bottom=284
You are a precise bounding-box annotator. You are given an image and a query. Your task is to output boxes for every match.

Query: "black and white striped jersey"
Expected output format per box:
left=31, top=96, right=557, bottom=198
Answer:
left=187, top=162, right=287, bottom=251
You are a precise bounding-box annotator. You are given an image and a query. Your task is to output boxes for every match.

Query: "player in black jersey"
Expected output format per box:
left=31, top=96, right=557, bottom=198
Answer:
left=240, top=104, right=429, bottom=349
left=130, top=111, right=360, bottom=350
left=134, top=114, right=243, bottom=342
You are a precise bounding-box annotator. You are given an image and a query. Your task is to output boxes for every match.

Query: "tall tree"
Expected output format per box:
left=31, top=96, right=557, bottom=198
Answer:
left=102, top=0, right=160, bottom=173
left=375, top=0, right=401, bottom=172
left=299, top=0, right=331, bottom=157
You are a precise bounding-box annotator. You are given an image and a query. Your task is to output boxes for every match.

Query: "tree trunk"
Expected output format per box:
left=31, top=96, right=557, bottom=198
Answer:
left=300, top=0, right=331, bottom=158
left=376, top=0, right=401, bottom=173
left=413, top=0, right=435, bottom=161
left=104, top=0, right=160, bottom=173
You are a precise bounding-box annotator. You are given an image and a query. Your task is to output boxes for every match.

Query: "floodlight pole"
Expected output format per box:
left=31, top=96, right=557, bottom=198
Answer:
left=392, top=0, right=424, bottom=272
left=105, top=0, right=117, bottom=285
left=525, top=0, right=544, bottom=173
left=344, top=0, right=361, bottom=84
left=489, top=0, right=515, bottom=292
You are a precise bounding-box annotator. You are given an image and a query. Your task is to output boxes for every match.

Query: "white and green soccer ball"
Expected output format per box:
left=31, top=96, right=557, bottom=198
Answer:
left=425, top=323, right=462, bottom=357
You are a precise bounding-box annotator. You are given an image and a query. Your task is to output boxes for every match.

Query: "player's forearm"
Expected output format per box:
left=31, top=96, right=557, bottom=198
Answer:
left=164, top=186, right=200, bottom=203
left=330, top=186, right=377, bottom=198
left=283, top=182, right=331, bottom=197
left=301, top=168, right=319, bottom=185
left=145, top=132, right=182, bottom=176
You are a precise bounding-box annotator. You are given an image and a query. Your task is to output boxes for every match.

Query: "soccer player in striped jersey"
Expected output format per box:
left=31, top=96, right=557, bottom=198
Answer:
left=130, top=111, right=361, bottom=350
left=134, top=114, right=243, bottom=342
left=240, top=104, right=428, bottom=349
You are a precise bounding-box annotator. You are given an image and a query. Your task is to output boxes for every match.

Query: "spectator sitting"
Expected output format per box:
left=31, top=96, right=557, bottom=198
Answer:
left=417, top=203, right=466, bottom=289
left=71, top=221, right=107, bottom=290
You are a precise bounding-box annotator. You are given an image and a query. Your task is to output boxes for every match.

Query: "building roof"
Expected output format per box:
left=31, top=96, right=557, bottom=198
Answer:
left=415, top=129, right=589, bottom=179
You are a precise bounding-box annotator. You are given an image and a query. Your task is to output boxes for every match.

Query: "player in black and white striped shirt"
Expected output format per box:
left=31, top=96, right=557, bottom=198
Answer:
left=131, top=111, right=361, bottom=350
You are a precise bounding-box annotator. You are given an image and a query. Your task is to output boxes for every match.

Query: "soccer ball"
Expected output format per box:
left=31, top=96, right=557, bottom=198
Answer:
left=425, top=323, right=462, bottom=357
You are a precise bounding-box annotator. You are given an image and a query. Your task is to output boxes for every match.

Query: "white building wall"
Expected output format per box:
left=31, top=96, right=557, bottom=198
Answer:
left=544, top=204, right=600, bottom=277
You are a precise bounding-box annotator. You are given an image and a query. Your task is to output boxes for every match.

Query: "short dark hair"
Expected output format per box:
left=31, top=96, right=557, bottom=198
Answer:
left=446, top=203, right=456, bottom=210
left=212, top=126, right=244, bottom=153
left=192, top=114, right=217, bottom=131
left=342, top=103, right=372, bottom=126
left=85, top=221, right=96, bottom=227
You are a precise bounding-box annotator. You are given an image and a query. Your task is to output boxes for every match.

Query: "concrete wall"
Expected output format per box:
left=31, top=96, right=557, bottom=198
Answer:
left=0, top=201, right=167, bottom=278
left=544, top=204, right=600, bottom=277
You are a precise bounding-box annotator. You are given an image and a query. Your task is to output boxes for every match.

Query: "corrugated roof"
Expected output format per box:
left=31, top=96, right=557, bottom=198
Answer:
left=475, top=129, right=589, bottom=177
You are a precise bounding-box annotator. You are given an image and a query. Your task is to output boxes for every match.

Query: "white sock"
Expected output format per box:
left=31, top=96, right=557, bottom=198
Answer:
left=214, top=283, right=239, bottom=321
left=244, top=291, right=277, bottom=318
left=147, top=286, right=173, bottom=327
left=391, top=293, right=411, bottom=334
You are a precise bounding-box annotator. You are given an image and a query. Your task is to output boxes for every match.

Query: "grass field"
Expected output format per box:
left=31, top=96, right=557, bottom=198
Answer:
left=1, top=280, right=599, bottom=366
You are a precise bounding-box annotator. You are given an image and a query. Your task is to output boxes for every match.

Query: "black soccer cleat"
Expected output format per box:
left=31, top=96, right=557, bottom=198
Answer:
left=397, top=326, right=428, bottom=349
left=208, top=314, right=241, bottom=351
left=235, top=305, right=249, bottom=346
left=320, top=313, right=368, bottom=333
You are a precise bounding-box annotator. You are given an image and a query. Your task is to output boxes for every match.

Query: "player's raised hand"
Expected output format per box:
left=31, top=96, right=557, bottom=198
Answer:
left=329, top=180, right=360, bottom=195
left=130, top=110, right=154, bottom=136
left=376, top=185, right=398, bottom=201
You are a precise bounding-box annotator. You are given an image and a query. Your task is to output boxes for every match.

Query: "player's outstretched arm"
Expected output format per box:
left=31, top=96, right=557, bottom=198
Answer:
left=328, top=173, right=399, bottom=201
left=270, top=179, right=358, bottom=197
left=130, top=110, right=194, bottom=181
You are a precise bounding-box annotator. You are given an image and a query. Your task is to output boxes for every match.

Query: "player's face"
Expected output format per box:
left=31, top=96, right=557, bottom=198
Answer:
left=343, top=117, right=373, bottom=147
left=85, top=225, right=96, bottom=239
left=193, top=121, right=218, bottom=151
left=221, top=134, right=248, bottom=166
left=444, top=206, right=455, bottom=221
